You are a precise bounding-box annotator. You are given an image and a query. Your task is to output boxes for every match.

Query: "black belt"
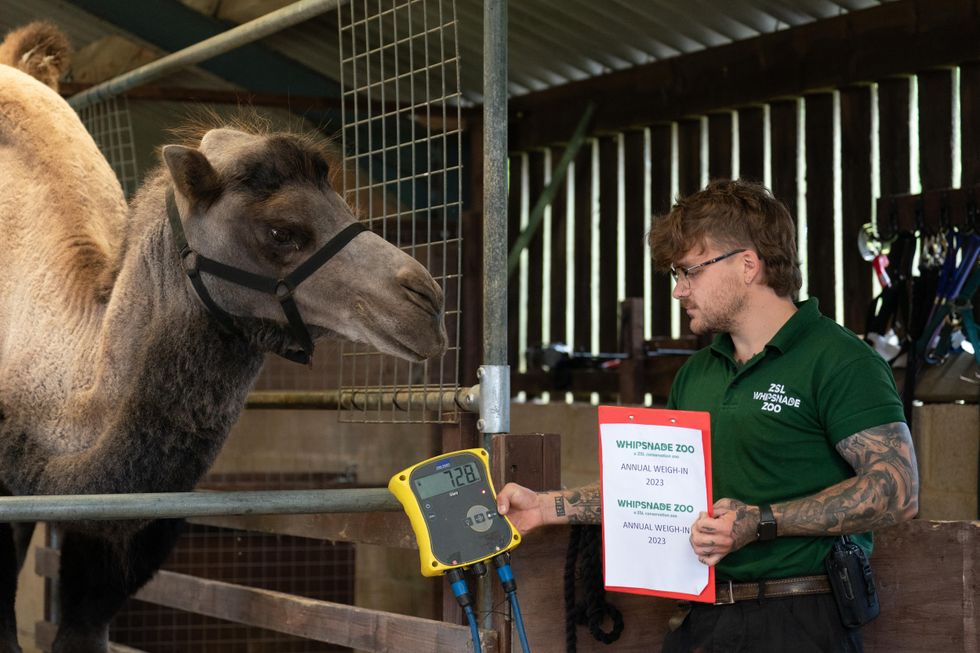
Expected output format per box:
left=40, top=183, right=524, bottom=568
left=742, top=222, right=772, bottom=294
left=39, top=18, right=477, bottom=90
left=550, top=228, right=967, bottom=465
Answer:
left=714, top=574, right=832, bottom=605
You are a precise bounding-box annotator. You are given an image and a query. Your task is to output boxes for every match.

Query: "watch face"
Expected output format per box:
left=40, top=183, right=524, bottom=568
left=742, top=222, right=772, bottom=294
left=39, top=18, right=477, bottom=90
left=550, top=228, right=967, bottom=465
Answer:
left=758, top=520, right=777, bottom=541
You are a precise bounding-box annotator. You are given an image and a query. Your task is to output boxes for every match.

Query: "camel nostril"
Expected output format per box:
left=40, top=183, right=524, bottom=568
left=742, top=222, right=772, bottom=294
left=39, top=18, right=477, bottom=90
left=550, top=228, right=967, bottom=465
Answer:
left=397, top=267, right=443, bottom=315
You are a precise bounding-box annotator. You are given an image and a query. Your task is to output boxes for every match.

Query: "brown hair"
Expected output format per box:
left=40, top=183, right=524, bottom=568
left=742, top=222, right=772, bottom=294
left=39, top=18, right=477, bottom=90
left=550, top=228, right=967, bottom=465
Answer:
left=648, top=179, right=802, bottom=298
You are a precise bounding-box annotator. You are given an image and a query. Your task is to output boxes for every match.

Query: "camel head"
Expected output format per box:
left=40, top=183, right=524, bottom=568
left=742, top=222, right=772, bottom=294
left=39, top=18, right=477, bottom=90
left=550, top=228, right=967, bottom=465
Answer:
left=162, top=127, right=448, bottom=363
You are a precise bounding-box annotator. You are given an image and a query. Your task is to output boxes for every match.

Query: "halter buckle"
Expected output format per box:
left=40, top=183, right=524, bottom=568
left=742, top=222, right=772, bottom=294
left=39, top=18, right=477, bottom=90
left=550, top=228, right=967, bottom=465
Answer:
left=275, top=280, right=294, bottom=301
left=181, top=250, right=199, bottom=277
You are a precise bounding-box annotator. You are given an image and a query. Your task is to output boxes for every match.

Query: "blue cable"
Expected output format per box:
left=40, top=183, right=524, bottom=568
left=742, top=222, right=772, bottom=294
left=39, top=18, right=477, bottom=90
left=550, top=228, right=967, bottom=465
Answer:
left=448, top=569, right=481, bottom=652
left=464, top=604, right=482, bottom=651
left=493, top=553, right=531, bottom=653
left=508, top=591, right=531, bottom=653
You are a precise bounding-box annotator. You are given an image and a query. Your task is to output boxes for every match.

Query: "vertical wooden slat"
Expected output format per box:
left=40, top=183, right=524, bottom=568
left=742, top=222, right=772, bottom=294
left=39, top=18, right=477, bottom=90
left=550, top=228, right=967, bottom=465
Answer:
left=769, top=99, right=799, bottom=223
left=738, top=106, right=766, bottom=183
left=598, top=136, right=620, bottom=354
left=917, top=68, right=955, bottom=191
left=878, top=77, right=912, bottom=201
left=960, top=63, right=980, bottom=329
left=840, top=85, right=875, bottom=332
left=649, top=125, right=673, bottom=339
left=507, top=153, right=523, bottom=368
left=804, top=93, right=836, bottom=312
left=526, top=150, right=546, bottom=354
left=548, top=145, right=568, bottom=346
left=572, top=143, right=594, bottom=354
left=623, top=131, right=647, bottom=302
left=677, top=118, right=702, bottom=197
left=960, top=62, right=980, bottom=187
left=677, top=119, right=701, bottom=336
left=707, top=112, right=733, bottom=180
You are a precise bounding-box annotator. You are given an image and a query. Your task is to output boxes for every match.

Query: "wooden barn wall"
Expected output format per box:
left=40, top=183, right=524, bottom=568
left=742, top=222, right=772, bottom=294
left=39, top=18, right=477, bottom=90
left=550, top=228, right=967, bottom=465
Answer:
left=500, top=0, right=980, bottom=402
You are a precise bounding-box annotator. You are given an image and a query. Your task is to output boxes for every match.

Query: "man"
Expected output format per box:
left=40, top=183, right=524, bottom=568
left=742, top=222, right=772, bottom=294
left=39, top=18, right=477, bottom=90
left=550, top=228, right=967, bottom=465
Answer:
left=497, top=179, right=919, bottom=652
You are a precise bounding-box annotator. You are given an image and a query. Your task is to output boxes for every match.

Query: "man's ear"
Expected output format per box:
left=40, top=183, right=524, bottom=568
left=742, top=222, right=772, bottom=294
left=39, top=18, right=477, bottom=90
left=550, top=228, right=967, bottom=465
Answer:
left=162, top=144, right=222, bottom=207
left=742, top=250, right=762, bottom=285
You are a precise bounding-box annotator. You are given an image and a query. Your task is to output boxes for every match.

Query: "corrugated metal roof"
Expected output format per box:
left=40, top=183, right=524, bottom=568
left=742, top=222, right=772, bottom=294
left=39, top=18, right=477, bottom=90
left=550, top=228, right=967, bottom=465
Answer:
left=250, top=0, right=896, bottom=104
left=1, top=0, right=896, bottom=105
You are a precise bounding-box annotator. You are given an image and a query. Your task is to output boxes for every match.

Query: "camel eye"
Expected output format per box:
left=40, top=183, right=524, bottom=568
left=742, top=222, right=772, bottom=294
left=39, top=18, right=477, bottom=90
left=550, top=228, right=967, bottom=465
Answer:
left=269, top=227, right=294, bottom=244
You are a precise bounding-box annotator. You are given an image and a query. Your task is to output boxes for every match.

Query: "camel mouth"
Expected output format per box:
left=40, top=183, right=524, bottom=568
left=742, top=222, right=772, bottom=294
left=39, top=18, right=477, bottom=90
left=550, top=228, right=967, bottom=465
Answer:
left=308, top=317, right=446, bottom=362
left=357, top=312, right=448, bottom=362
left=366, top=326, right=448, bottom=362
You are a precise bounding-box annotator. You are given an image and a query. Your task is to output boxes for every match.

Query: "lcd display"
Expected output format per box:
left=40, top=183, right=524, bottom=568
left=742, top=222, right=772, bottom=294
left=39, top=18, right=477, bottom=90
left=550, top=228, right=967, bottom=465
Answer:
left=414, top=462, right=482, bottom=500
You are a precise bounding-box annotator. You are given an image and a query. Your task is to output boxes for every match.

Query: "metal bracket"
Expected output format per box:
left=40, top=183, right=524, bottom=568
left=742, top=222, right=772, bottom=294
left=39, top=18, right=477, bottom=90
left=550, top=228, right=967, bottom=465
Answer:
left=476, top=365, right=509, bottom=434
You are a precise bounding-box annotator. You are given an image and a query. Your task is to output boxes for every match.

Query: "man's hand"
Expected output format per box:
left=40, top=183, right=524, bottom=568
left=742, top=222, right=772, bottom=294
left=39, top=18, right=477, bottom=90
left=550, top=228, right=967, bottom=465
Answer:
left=496, top=482, right=550, bottom=535
left=497, top=482, right=601, bottom=535
left=689, top=498, right=760, bottom=566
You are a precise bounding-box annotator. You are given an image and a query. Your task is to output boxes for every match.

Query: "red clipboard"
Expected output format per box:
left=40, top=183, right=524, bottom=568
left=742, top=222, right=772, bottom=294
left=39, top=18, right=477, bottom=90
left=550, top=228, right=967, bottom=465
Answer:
left=598, top=405, right=715, bottom=603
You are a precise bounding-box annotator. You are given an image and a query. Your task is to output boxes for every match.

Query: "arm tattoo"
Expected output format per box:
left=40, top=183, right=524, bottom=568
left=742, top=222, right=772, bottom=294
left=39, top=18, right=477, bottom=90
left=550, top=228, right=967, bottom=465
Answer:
left=717, top=498, right=758, bottom=548
left=775, top=422, right=919, bottom=536
left=565, top=483, right=602, bottom=525
left=554, top=495, right=566, bottom=517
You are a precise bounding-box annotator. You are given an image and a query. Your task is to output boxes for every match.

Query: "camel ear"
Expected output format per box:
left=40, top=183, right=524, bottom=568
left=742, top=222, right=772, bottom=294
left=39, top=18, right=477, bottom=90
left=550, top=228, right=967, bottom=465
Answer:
left=163, top=145, right=222, bottom=207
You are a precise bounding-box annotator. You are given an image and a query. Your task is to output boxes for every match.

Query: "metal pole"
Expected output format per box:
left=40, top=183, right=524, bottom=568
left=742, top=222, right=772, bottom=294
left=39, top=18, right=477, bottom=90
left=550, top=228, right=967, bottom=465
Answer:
left=479, top=0, right=510, bottom=437
left=480, top=0, right=509, bottom=633
left=68, top=0, right=347, bottom=111
left=246, top=386, right=480, bottom=411
left=0, top=489, right=398, bottom=522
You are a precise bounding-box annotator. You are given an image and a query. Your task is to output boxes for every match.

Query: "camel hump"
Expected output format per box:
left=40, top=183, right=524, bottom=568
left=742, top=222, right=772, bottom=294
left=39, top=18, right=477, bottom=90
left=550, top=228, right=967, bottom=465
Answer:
left=0, top=22, right=71, bottom=92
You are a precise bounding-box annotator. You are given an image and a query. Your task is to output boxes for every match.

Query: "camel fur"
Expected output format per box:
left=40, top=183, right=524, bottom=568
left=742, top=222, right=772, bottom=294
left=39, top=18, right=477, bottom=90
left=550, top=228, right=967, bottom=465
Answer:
left=0, top=22, right=446, bottom=653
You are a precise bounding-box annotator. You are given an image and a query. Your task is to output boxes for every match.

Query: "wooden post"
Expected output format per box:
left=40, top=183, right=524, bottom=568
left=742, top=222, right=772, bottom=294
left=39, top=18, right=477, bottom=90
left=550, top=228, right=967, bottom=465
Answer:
left=490, top=432, right=562, bottom=653
left=618, top=298, right=646, bottom=406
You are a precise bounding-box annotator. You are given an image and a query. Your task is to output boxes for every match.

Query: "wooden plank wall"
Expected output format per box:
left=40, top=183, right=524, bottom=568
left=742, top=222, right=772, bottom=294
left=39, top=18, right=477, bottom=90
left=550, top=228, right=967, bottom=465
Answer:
left=506, top=50, right=980, bottom=403
left=509, top=520, right=979, bottom=653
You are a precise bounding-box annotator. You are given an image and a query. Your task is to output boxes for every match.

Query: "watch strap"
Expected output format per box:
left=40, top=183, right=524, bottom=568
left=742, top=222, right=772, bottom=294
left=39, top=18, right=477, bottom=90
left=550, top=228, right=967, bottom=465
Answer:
left=757, top=503, right=777, bottom=541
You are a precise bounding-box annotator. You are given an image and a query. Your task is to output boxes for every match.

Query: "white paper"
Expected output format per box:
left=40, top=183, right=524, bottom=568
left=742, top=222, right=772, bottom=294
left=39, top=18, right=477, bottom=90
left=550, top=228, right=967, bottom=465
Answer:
left=600, top=422, right=709, bottom=596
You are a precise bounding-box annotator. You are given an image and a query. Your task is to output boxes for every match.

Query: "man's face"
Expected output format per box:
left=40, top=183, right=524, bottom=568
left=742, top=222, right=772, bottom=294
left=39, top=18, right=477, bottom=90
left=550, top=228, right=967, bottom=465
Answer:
left=670, top=245, right=747, bottom=334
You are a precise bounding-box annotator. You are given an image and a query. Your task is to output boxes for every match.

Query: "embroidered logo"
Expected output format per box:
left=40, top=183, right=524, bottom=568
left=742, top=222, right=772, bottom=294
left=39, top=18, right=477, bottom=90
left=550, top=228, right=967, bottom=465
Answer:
left=752, top=383, right=801, bottom=413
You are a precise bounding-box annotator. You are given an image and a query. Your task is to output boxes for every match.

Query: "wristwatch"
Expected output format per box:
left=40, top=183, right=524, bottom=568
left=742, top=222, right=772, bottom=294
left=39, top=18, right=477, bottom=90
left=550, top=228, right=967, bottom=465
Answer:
left=756, top=503, right=777, bottom=541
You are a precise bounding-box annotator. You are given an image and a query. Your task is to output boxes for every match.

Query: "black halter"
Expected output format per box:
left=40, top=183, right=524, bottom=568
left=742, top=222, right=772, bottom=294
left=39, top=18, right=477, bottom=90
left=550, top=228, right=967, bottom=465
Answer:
left=166, top=188, right=368, bottom=364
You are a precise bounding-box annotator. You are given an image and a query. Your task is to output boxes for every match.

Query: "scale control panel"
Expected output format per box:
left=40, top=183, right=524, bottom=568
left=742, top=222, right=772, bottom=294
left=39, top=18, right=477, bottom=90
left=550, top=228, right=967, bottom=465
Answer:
left=389, top=448, right=521, bottom=576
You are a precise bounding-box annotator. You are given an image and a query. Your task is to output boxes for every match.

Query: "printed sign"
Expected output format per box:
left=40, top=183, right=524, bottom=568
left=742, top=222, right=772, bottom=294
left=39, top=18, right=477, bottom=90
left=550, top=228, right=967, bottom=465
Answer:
left=598, top=406, right=714, bottom=603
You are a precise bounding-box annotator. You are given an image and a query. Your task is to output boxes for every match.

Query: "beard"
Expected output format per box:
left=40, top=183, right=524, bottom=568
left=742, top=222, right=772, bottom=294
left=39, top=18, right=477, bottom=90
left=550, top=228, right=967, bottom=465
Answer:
left=682, top=277, right=746, bottom=334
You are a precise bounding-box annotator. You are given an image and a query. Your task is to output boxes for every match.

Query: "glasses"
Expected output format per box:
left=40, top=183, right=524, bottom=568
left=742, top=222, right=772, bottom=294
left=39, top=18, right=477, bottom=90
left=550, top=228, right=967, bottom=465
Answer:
left=670, top=249, right=746, bottom=285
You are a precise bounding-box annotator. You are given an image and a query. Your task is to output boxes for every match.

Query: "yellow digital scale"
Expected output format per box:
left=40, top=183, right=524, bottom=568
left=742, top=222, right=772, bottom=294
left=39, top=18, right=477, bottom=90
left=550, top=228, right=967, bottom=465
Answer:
left=389, top=448, right=521, bottom=577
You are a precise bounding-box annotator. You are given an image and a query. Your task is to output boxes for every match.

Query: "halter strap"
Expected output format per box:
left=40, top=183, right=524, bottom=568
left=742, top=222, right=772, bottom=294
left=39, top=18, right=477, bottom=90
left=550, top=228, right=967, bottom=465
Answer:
left=166, top=188, right=368, bottom=364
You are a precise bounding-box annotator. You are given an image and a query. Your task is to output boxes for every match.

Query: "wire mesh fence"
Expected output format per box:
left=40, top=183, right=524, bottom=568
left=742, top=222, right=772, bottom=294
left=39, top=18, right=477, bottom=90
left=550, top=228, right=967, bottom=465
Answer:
left=110, top=520, right=355, bottom=653
left=337, top=0, right=464, bottom=424
left=76, top=96, right=140, bottom=197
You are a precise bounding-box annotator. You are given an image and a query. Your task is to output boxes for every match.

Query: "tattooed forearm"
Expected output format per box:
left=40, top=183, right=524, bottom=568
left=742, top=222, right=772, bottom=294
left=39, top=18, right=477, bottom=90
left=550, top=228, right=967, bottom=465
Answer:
left=775, top=422, right=919, bottom=536
left=564, top=483, right=602, bottom=525
left=554, top=495, right=566, bottom=517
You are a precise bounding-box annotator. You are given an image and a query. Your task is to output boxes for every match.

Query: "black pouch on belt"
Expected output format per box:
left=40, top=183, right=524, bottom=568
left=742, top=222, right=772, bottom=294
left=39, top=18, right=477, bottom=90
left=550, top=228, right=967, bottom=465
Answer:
left=824, top=535, right=880, bottom=628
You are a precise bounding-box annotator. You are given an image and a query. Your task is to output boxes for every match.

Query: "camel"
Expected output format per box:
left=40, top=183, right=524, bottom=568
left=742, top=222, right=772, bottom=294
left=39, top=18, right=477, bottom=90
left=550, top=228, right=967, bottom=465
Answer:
left=0, top=22, right=447, bottom=653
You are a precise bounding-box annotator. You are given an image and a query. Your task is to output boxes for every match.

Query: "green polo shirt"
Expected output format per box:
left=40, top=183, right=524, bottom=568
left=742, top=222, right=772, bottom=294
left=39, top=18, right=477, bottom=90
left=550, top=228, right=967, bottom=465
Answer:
left=666, top=298, right=906, bottom=581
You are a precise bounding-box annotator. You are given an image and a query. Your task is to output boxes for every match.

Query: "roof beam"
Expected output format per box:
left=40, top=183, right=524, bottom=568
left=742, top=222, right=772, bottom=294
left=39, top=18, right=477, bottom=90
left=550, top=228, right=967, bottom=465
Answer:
left=68, top=0, right=341, bottom=97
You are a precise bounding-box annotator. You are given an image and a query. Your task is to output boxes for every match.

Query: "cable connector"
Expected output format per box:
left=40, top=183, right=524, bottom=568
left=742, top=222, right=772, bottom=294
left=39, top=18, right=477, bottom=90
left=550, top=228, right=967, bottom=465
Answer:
left=493, top=552, right=517, bottom=593
left=447, top=568, right=473, bottom=608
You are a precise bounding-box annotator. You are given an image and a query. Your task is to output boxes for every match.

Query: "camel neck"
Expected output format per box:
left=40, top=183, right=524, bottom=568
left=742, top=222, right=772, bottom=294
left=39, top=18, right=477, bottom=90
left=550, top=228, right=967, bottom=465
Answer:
left=25, top=201, right=267, bottom=496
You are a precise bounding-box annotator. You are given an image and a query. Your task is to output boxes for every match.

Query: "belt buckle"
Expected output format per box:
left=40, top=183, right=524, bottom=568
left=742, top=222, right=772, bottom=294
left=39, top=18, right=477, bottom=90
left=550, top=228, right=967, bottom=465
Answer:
left=714, top=580, right=735, bottom=605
